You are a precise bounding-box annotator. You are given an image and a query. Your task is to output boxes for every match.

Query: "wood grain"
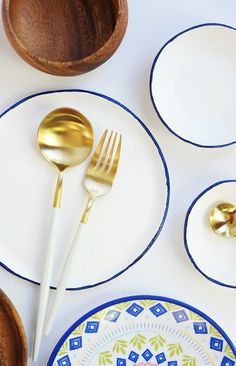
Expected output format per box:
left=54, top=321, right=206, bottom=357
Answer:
left=0, top=290, right=27, bottom=366
left=2, top=0, right=128, bottom=76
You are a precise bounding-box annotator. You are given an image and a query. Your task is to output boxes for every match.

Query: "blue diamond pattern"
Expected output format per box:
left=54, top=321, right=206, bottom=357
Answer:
left=142, top=349, right=153, bottom=361
left=57, top=355, right=71, bottom=366
left=210, top=337, right=223, bottom=352
left=149, top=303, right=167, bottom=317
left=128, top=351, right=139, bottom=362
left=172, top=310, right=189, bottom=323
left=221, top=356, right=235, bottom=366
left=193, top=322, right=208, bottom=334
left=105, top=310, right=121, bottom=322
left=117, top=358, right=126, bottom=366
left=85, top=321, right=99, bottom=333
left=126, top=303, right=144, bottom=317
left=69, top=336, right=82, bottom=350
left=156, top=352, right=166, bottom=364
left=168, top=362, right=178, bottom=366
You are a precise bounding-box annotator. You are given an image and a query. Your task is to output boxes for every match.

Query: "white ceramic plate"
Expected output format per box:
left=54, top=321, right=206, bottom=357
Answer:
left=184, top=180, right=236, bottom=288
left=0, top=89, right=169, bottom=290
left=150, top=23, right=236, bottom=147
left=47, top=295, right=236, bottom=366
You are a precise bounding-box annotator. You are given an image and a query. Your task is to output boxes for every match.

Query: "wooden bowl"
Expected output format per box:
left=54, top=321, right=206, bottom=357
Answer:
left=0, top=289, right=27, bottom=365
left=2, top=0, right=128, bottom=76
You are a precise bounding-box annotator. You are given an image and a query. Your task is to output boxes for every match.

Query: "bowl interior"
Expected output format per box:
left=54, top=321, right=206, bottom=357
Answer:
left=8, top=0, right=119, bottom=62
left=151, top=24, right=236, bottom=147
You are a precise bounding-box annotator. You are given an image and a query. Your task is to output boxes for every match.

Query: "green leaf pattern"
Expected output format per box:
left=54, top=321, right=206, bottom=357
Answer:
left=57, top=341, right=69, bottom=356
left=209, top=324, right=222, bottom=338
left=139, top=300, right=157, bottom=308
left=182, top=355, right=196, bottom=366
left=224, top=344, right=234, bottom=358
left=167, top=343, right=183, bottom=357
left=130, top=333, right=147, bottom=350
left=165, top=302, right=181, bottom=311
left=91, top=309, right=107, bottom=320
left=72, top=323, right=85, bottom=335
left=114, top=302, right=132, bottom=311
left=112, top=340, right=128, bottom=354
left=99, top=351, right=113, bottom=365
left=188, top=310, right=204, bottom=321
left=149, top=335, right=166, bottom=351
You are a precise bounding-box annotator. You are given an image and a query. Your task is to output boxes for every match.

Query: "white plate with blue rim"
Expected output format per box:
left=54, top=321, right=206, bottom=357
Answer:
left=47, top=295, right=236, bottom=366
left=0, top=89, right=169, bottom=290
left=184, top=180, right=236, bottom=288
left=150, top=23, right=236, bottom=148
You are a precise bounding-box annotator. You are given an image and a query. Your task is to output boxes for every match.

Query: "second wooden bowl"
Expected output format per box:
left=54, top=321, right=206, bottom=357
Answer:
left=0, top=289, right=27, bottom=365
left=2, top=0, right=128, bottom=76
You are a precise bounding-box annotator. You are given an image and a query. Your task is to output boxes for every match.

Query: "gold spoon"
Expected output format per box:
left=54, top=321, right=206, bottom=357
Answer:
left=209, top=202, right=236, bottom=238
left=33, top=107, right=93, bottom=362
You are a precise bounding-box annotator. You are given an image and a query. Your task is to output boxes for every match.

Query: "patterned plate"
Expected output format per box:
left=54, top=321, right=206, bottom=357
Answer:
left=47, top=296, right=236, bottom=366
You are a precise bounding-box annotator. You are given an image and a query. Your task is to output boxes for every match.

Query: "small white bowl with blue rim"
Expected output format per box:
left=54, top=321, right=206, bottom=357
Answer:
left=184, top=180, right=236, bottom=288
left=150, top=23, right=236, bottom=148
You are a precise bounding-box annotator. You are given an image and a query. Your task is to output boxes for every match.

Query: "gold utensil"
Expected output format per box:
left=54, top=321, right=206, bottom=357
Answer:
left=44, top=129, right=122, bottom=335
left=33, top=107, right=93, bottom=362
left=209, top=202, right=236, bottom=238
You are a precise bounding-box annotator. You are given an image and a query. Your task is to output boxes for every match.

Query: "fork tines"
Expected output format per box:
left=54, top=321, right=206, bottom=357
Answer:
left=90, top=129, right=122, bottom=177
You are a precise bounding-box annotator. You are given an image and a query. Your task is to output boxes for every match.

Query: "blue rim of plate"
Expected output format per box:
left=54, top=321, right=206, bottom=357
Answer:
left=47, top=294, right=236, bottom=365
left=0, top=88, right=170, bottom=291
left=184, top=179, right=236, bottom=289
left=149, top=23, right=236, bottom=149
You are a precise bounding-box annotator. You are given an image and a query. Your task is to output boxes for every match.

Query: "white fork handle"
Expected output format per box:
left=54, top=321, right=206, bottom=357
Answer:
left=44, top=222, right=86, bottom=336
left=33, top=208, right=59, bottom=362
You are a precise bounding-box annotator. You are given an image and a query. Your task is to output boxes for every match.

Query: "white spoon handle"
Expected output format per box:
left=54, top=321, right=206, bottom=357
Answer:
left=33, top=208, right=59, bottom=362
left=44, top=222, right=85, bottom=336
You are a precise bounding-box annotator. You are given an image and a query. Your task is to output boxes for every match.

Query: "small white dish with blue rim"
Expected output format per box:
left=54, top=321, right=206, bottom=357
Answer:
left=184, top=180, right=236, bottom=288
left=150, top=23, right=236, bottom=148
left=47, top=295, right=236, bottom=366
left=0, top=89, right=169, bottom=290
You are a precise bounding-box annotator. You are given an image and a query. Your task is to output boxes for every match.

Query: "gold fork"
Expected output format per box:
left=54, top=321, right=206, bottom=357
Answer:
left=44, top=129, right=122, bottom=334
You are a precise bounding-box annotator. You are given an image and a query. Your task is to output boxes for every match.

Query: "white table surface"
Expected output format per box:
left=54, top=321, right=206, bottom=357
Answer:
left=1, top=1, right=236, bottom=365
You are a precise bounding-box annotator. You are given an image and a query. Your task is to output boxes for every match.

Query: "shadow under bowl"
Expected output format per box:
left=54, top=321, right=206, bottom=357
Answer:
left=2, top=0, right=128, bottom=76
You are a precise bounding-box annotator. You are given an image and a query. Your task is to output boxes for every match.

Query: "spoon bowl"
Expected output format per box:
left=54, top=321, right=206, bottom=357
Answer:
left=2, top=0, right=128, bottom=76
left=38, top=107, right=94, bottom=206
left=38, top=107, right=93, bottom=172
left=209, top=202, right=236, bottom=238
